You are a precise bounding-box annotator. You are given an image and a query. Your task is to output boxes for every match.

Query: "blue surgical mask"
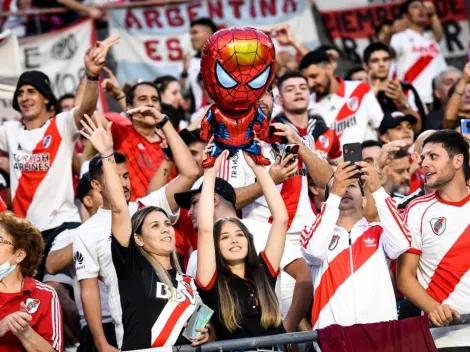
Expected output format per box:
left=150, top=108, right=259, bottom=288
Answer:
left=0, top=253, right=17, bottom=281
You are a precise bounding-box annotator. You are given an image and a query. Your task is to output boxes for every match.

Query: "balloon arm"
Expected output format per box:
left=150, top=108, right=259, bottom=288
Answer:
left=200, top=108, right=213, bottom=142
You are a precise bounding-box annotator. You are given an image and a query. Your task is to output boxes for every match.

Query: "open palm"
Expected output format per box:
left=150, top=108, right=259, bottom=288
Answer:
left=80, top=113, right=114, bottom=156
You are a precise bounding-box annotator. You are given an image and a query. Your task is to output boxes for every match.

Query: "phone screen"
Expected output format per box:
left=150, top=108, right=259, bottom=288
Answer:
left=460, top=119, right=470, bottom=134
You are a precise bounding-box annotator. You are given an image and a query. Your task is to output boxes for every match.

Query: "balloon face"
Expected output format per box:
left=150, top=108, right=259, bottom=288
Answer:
left=200, top=27, right=276, bottom=112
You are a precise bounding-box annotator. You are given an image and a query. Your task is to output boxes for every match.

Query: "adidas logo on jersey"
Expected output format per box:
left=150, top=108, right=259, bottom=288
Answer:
left=364, top=237, right=376, bottom=247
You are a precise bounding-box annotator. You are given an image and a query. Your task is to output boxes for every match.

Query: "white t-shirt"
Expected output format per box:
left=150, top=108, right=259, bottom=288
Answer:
left=219, top=144, right=317, bottom=239
left=185, top=218, right=302, bottom=278
left=0, top=108, right=80, bottom=231
left=390, top=29, right=447, bottom=104
left=73, top=186, right=177, bottom=348
left=308, top=79, right=383, bottom=145
left=50, top=229, right=112, bottom=329
left=187, top=56, right=203, bottom=110
left=404, top=190, right=470, bottom=348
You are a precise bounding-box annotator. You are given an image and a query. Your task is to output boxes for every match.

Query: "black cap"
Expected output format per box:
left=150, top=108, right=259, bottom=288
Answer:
left=76, top=172, right=93, bottom=204
left=379, top=111, right=418, bottom=135
left=174, top=177, right=236, bottom=209
left=180, top=128, right=203, bottom=145
left=13, top=71, right=57, bottom=112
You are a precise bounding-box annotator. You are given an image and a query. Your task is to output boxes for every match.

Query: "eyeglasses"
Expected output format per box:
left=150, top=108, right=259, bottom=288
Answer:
left=0, top=238, right=13, bottom=246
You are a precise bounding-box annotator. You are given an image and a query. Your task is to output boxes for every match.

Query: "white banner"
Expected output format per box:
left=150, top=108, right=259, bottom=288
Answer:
left=108, top=0, right=319, bottom=84
left=0, top=19, right=107, bottom=122
left=314, top=0, right=470, bottom=62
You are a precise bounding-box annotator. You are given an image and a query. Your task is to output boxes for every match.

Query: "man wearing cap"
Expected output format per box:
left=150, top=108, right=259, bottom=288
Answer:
left=0, top=35, right=118, bottom=242
left=174, top=177, right=313, bottom=334
left=46, top=172, right=119, bottom=351
left=379, top=111, right=417, bottom=151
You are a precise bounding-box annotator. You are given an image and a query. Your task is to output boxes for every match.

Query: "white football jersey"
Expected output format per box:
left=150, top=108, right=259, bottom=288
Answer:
left=0, top=109, right=80, bottom=231
left=309, top=79, right=383, bottom=146
left=390, top=29, right=447, bottom=104
left=404, top=190, right=470, bottom=348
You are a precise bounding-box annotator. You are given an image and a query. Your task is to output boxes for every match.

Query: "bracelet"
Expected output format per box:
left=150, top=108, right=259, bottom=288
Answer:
left=86, top=73, right=99, bottom=81
left=116, top=94, right=126, bottom=100
left=100, top=152, right=114, bottom=159
left=157, top=115, right=169, bottom=129
left=181, top=71, right=188, bottom=79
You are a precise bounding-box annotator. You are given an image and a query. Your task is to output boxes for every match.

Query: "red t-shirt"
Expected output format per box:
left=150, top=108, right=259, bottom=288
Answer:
left=0, top=277, right=63, bottom=352
left=111, top=124, right=164, bottom=201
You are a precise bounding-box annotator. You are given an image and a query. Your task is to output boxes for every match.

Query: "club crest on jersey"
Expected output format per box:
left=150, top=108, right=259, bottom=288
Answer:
left=328, top=234, right=340, bottom=251
left=430, top=217, right=446, bottom=236
left=347, top=97, right=359, bottom=112
left=43, top=135, right=52, bottom=149
left=25, top=298, right=40, bottom=314
left=319, top=135, right=329, bottom=149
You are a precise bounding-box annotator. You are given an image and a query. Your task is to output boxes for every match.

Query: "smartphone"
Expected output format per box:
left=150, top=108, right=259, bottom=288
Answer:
left=460, top=119, right=470, bottom=134
left=281, top=144, right=299, bottom=163
left=343, top=143, right=362, bottom=178
left=182, top=302, right=214, bottom=341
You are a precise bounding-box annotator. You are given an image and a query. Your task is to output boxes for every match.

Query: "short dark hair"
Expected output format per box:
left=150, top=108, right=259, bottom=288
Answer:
left=375, top=19, right=394, bottom=36
left=126, top=82, right=160, bottom=107
left=363, top=42, right=391, bottom=64
left=361, top=140, right=383, bottom=150
left=298, top=48, right=330, bottom=71
left=190, top=17, right=218, bottom=34
left=154, top=75, right=178, bottom=95
left=277, top=71, right=307, bottom=89
left=59, top=93, right=75, bottom=103
left=344, top=67, right=366, bottom=81
left=400, top=0, right=421, bottom=16
left=393, top=149, right=409, bottom=160
left=423, top=130, right=470, bottom=179
left=89, top=151, right=127, bottom=182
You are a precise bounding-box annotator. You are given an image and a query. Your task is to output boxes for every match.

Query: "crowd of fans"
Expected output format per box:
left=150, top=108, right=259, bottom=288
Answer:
left=1, top=0, right=470, bottom=351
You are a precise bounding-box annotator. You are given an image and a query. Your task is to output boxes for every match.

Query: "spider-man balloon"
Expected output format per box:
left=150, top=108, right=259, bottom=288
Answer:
left=200, top=27, right=276, bottom=168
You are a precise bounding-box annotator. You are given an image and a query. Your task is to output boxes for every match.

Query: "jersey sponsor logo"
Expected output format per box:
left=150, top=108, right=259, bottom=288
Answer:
left=430, top=217, right=447, bottom=236
left=43, top=135, right=52, bottom=149
left=13, top=153, right=51, bottom=172
left=364, top=237, right=376, bottom=247
left=328, top=234, right=340, bottom=251
left=347, top=97, right=358, bottom=112
left=334, top=115, right=357, bottom=135
left=25, top=298, right=41, bottom=314
left=411, top=42, right=440, bottom=57
left=73, top=251, right=85, bottom=270
left=318, top=135, right=329, bottom=149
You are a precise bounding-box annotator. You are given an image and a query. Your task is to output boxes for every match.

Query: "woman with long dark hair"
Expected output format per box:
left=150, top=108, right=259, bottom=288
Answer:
left=80, top=113, right=209, bottom=351
left=196, top=146, right=289, bottom=343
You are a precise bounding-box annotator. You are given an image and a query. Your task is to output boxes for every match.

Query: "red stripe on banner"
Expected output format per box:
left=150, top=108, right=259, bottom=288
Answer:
left=426, top=224, right=470, bottom=304
left=311, top=226, right=382, bottom=327
left=404, top=56, right=434, bottom=84
left=152, top=300, right=191, bottom=347
left=12, top=119, right=62, bottom=218
left=268, top=166, right=302, bottom=230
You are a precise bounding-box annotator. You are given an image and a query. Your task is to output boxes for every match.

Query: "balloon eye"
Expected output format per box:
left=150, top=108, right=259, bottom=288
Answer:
left=248, top=66, right=271, bottom=89
left=216, top=62, right=238, bottom=89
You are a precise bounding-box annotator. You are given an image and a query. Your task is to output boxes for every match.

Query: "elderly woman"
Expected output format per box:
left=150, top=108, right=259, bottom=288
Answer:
left=0, top=212, right=63, bottom=352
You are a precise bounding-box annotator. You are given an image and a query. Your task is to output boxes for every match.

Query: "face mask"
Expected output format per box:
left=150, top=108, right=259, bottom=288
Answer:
left=0, top=253, right=17, bottom=281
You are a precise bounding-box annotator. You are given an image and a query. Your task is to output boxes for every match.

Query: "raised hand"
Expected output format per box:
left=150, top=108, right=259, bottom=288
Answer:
left=268, top=154, right=298, bottom=185
left=376, top=140, right=406, bottom=170
left=102, top=67, right=124, bottom=100
left=85, top=35, right=120, bottom=77
left=357, top=161, right=381, bottom=193
left=330, top=162, right=360, bottom=198
left=80, top=112, right=113, bottom=156
left=203, top=138, right=228, bottom=175
left=126, top=106, right=166, bottom=126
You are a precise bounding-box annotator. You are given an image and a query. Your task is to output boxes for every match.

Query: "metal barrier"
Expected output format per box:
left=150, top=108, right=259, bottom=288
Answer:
left=170, top=314, right=470, bottom=352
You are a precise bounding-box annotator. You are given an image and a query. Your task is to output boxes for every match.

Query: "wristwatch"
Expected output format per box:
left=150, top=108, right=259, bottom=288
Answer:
left=157, top=115, right=169, bottom=129
left=400, top=101, right=410, bottom=109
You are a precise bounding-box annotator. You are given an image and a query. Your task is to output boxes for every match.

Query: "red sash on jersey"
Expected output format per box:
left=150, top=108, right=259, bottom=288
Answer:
left=404, top=56, right=434, bottom=84
left=12, top=118, right=62, bottom=218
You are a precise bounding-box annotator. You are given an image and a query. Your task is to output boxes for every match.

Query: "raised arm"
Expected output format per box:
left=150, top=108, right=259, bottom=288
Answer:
left=300, top=163, right=358, bottom=265
left=357, top=161, right=411, bottom=258
left=196, top=148, right=228, bottom=287
left=243, top=153, right=288, bottom=272
left=73, top=35, right=120, bottom=128
left=80, top=113, right=132, bottom=247
left=444, top=64, right=470, bottom=129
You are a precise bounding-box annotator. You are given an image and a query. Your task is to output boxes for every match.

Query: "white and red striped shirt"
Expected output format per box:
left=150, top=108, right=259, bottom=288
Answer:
left=404, top=190, right=470, bottom=348
left=300, top=188, right=411, bottom=329
left=0, top=109, right=80, bottom=231
left=390, top=29, right=447, bottom=104
left=308, top=79, right=384, bottom=146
